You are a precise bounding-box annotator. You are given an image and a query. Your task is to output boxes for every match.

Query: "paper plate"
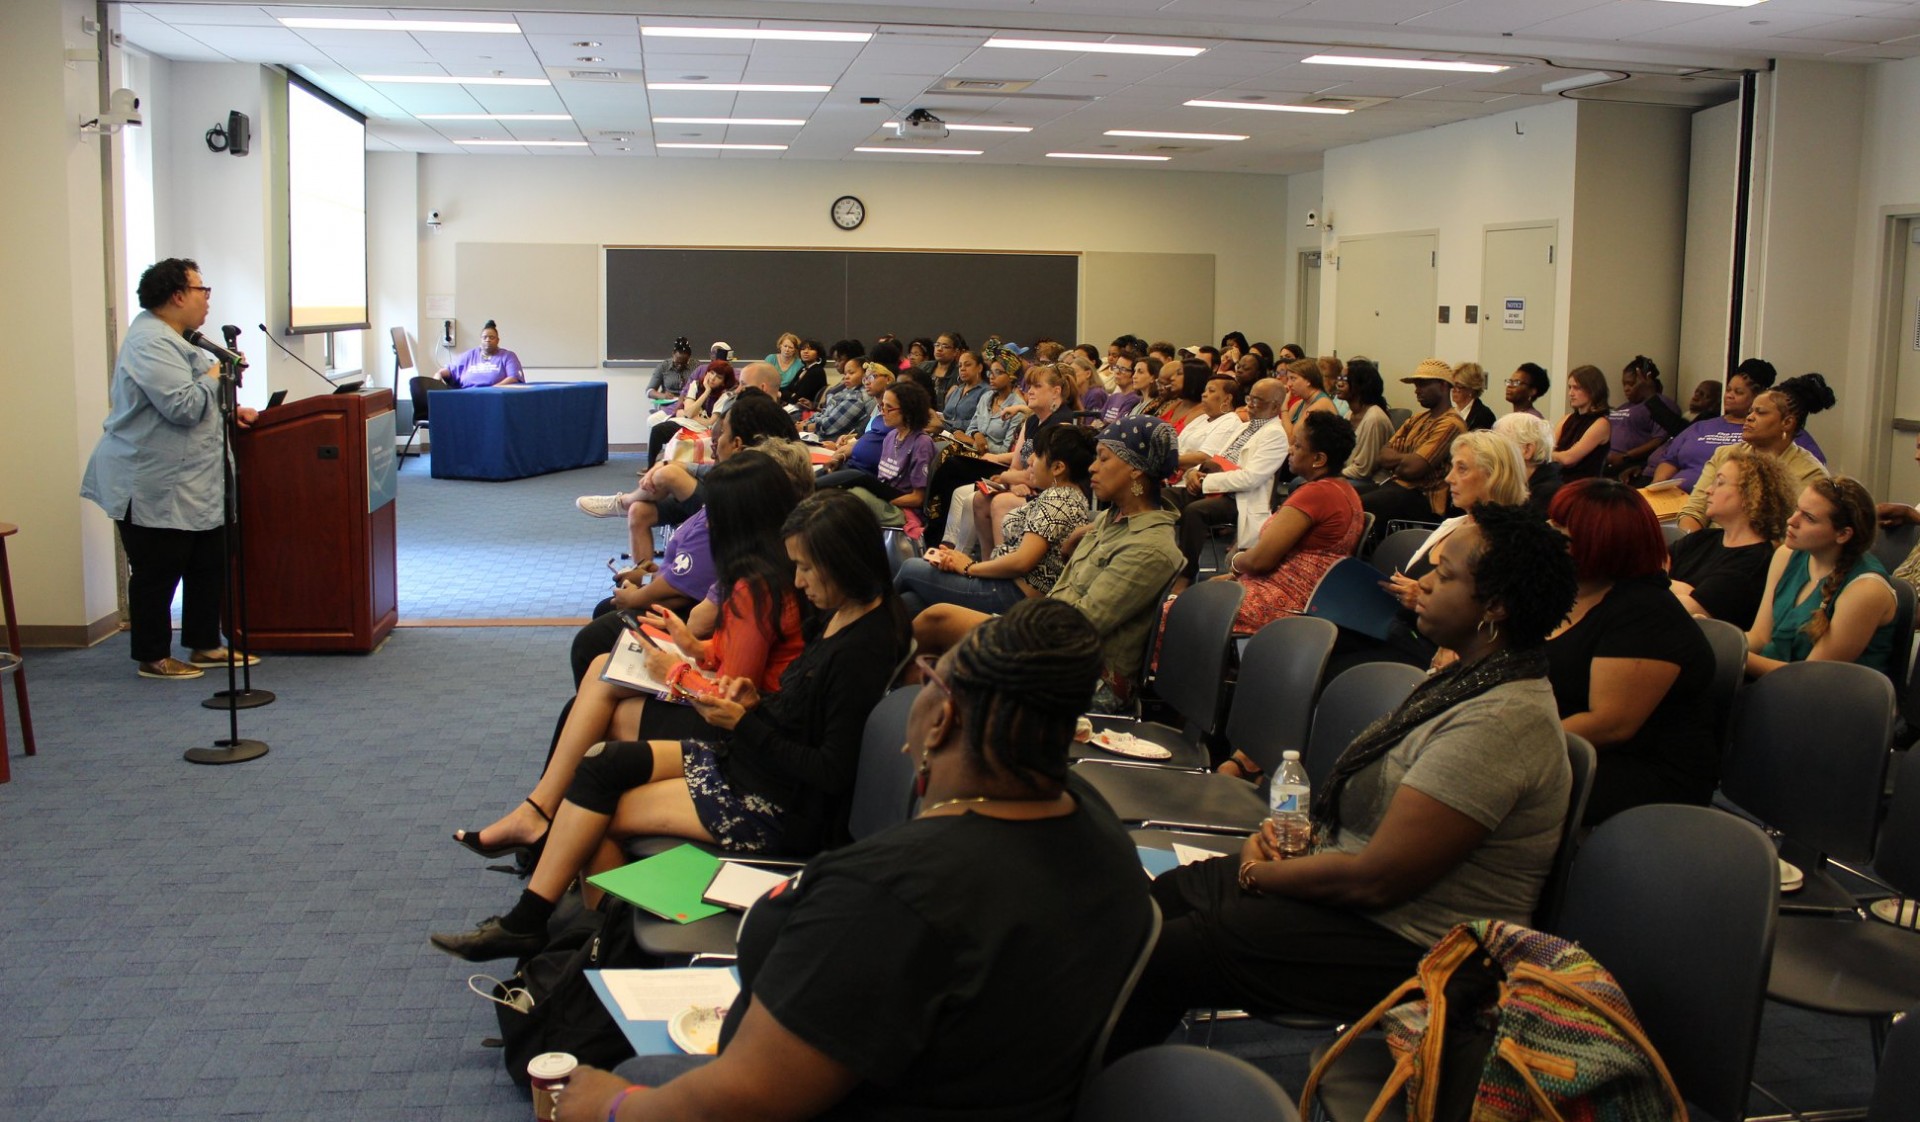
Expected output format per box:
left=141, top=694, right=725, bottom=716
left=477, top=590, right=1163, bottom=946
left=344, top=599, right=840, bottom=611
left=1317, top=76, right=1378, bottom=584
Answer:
left=1091, top=730, right=1174, bottom=760
left=668, top=1004, right=728, bottom=1055
left=1779, top=858, right=1805, bottom=895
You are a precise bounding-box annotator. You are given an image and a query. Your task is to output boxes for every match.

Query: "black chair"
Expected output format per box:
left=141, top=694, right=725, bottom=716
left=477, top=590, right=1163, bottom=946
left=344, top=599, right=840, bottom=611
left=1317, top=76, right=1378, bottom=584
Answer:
left=1077, top=1044, right=1300, bottom=1122
left=1077, top=617, right=1336, bottom=832
left=880, top=527, right=919, bottom=580
left=400, top=374, right=444, bottom=460
left=1366, top=528, right=1429, bottom=577
left=1086, top=901, right=1163, bottom=1086
left=1300, top=662, right=1426, bottom=789
left=1531, top=734, right=1596, bottom=932
left=625, top=685, right=924, bottom=960
left=1888, top=577, right=1917, bottom=702
left=1868, top=1002, right=1920, bottom=1122
left=1660, top=521, right=1686, bottom=549
left=1695, top=616, right=1748, bottom=756
left=1872, top=519, right=1920, bottom=574
left=1307, top=805, right=1778, bottom=1122
left=1074, top=580, right=1245, bottom=773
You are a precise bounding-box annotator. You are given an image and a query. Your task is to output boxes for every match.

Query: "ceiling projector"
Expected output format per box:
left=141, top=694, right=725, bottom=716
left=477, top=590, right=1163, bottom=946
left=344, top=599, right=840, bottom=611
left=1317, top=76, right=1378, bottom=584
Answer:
left=893, top=108, right=950, bottom=140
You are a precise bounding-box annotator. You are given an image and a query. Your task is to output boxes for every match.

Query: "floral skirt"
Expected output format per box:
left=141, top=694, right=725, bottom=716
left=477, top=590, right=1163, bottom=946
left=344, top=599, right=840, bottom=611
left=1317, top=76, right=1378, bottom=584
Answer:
left=681, top=739, right=786, bottom=853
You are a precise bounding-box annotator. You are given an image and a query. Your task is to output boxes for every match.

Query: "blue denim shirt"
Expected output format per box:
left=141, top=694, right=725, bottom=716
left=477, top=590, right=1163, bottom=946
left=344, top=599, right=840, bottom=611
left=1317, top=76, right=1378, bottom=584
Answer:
left=80, top=311, right=227, bottom=530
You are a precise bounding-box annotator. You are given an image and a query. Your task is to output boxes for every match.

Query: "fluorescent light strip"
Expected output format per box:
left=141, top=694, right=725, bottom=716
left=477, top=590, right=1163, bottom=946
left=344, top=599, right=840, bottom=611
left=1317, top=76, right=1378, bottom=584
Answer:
left=653, top=117, right=807, bottom=126
left=1650, top=0, right=1766, bottom=5
left=647, top=83, right=831, bottom=93
left=1047, top=152, right=1171, bottom=162
left=458, top=140, right=589, bottom=147
left=656, top=142, right=790, bottom=151
left=885, top=120, right=1031, bottom=133
left=1183, top=99, right=1351, bottom=115
left=420, top=114, right=572, bottom=121
left=642, top=26, right=873, bottom=43
left=363, top=75, right=551, bottom=86
left=984, top=37, right=1205, bottom=58
left=1302, top=54, right=1508, bottom=73
left=1106, top=129, right=1247, bottom=141
left=853, top=146, right=982, bottom=156
left=281, top=17, right=518, bottom=33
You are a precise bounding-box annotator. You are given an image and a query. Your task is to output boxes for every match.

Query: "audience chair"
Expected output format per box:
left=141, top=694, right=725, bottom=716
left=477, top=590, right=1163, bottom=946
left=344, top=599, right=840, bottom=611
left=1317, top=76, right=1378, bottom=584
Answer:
left=1530, top=734, right=1597, bottom=932
left=1079, top=617, right=1335, bottom=832
left=1696, top=616, right=1748, bottom=757
left=1868, top=1002, right=1920, bottom=1122
left=1077, top=1045, right=1300, bottom=1122
left=1366, top=528, right=1429, bottom=578
left=1354, top=512, right=1376, bottom=557
left=1073, top=581, right=1245, bottom=773
left=1767, top=744, right=1920, bottom=1065
left=1660, top=521, right=1686, bottom=549
left=1085, top=901, right=1164, bottom=1087
left=400, top=375, right=443, bottom=460
left=1300, top=663, right=1426, bottom=789
left=880, top=527, right=919, bottom=580
left=1385, top=407, right=1411, bottom=431
left=1888, top=578, right=1916, bottom=701
left=1306, top=805, right=1777, bottom=1122
left=624, top=685, right=924, bottom=960
left=1872, top=520, right=1920, bottom=575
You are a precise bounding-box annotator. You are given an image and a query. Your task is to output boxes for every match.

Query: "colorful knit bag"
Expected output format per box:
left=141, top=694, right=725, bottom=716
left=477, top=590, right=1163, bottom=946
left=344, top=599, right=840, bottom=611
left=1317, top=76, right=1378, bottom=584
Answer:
left=1302, top=919, right=1686, bottom=1122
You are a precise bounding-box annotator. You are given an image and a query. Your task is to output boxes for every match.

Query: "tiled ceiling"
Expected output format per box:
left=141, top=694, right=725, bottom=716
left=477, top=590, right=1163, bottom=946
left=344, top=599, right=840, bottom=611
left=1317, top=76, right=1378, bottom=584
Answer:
left=118, top=0, right=1920, bottom=174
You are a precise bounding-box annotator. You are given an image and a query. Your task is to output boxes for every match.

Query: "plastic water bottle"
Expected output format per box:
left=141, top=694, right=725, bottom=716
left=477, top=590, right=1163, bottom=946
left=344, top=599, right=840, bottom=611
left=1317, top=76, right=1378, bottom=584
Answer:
left=1268, top=750, right=1312, bottom=858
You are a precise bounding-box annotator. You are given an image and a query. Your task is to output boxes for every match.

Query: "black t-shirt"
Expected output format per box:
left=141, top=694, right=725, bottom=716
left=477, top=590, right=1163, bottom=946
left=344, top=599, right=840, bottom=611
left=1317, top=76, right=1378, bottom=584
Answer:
left=719, top=773, right=1154, bottom=1121
left=1545, top=574, right=1717, bottom=819
left=1668, top=529, right=1774, bottom=629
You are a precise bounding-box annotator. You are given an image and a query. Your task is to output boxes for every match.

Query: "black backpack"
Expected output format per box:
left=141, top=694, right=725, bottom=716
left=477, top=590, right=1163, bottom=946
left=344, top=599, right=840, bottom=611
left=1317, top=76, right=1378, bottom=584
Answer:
left=487, top=896, right=653, bottom=1091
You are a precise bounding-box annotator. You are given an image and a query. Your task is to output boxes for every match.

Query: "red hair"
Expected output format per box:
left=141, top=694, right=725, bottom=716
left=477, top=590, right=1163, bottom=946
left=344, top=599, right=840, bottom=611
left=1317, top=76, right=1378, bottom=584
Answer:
left=1546, top=478, right=1668, bottom=582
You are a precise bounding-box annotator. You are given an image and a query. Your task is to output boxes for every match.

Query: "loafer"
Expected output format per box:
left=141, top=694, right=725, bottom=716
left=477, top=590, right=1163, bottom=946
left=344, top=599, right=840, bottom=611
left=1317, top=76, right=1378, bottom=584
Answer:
left=429, top=916, right=545, bottom=962
left=138, top=658, right=204, bottom=680
left=189, top=648, right=262, bottom=667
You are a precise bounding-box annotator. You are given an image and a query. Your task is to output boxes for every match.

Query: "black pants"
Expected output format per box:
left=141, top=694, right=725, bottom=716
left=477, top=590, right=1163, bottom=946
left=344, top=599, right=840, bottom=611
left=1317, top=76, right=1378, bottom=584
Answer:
left=1359, top=483, right=1439, bottom=551
left=116, top=515, right=226, bottom=663
left=1170, top=490, right=1238, bottom=583
left=1107, top=856, right=1425, bottom=1060
left=922, top=454, right=1000, bottom=545
left=815, top=468, right=903, bottom=503
left=647, top=419, right=685, bottom=465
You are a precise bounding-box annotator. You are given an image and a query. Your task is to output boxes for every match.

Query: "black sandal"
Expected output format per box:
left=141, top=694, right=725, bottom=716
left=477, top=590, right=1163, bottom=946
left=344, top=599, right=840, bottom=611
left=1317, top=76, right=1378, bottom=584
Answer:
left=452, top=797, right=552, bottom=859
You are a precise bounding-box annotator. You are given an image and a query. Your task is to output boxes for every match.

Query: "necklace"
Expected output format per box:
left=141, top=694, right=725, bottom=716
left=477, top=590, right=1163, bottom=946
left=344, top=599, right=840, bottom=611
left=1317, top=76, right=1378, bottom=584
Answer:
left=920, top=795, right=994, bottom=816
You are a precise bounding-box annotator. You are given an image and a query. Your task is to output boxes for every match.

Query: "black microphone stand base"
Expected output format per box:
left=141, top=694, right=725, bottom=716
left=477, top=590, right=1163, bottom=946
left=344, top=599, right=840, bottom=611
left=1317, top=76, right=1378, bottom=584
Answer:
left=202, top=687, right=276, bottom=710
left=184, top=738, right=270, bottom=765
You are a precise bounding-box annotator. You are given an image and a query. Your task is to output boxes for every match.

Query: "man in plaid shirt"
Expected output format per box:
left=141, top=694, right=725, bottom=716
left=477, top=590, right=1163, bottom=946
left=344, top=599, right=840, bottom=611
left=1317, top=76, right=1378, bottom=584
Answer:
left=807, top=360, right=876, bottom=439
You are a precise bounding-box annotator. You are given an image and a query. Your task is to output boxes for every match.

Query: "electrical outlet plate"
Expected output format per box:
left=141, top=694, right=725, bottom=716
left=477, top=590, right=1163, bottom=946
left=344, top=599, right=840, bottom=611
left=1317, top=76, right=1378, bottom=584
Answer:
left=1437, top=306, right=1450, bottom=324
left=1465, top=305, right=1479, bottom=324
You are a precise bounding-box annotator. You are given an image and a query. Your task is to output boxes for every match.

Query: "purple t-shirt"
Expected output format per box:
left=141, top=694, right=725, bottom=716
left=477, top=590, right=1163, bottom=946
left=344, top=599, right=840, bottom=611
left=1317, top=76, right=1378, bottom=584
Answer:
left=1607, top=394, right=1675, bottom=454
left=446, top=346, right=523, bottom=387
left=1081, top=385, right=1109, bottom=417
left=661, top=510, right=717, bottom=600
left=1102, top=391, right=1142, bottom=423
left=878, top=429, right=935, bottom=491
left=1648, top=415, right=1829, bottom=491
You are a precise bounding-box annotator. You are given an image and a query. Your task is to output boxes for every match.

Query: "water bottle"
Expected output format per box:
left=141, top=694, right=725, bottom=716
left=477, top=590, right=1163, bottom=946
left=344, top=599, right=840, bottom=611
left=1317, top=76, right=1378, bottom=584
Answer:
left=1268, top=750, right=1312, bottom=858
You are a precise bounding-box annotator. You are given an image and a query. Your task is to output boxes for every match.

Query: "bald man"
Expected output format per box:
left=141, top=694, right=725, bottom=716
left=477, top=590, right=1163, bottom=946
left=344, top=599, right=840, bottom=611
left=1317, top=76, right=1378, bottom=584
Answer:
left=1168, top=377, right=1292, bottom=587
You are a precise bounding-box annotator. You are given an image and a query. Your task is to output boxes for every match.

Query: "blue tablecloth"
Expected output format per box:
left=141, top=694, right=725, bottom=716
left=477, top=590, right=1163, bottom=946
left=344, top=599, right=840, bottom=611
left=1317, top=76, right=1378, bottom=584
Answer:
left=429, top=382, right=608, bottom=480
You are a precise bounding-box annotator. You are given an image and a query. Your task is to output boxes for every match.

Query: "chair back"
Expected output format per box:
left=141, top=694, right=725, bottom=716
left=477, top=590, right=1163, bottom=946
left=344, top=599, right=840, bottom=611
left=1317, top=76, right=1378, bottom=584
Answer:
left=1660, top=522, right=1686, bottom=549
left=1075, top=1044, right=1300, bottom=1122
left=1152, top=580, right=1245, bottom=739
left=879, top=528, right=919, bottom=580
left=1888, top=578, right=1917, bottom=695
left=1302, top=662, right=1425, bottom=789
left=1386, top=407, right=1411, bottom=431
left=1354, top=512, right=1376, bottom=557
left=1531, top=734, right=1597, bottom=931
left=1870, top=741, right=1920, bottom=897
left=1084, top=901, right=1162, bottom=1085
left=1553, top=805, right=1777, bottom=1122
left=1722, top=661, right=1895, bottom=865
left=1872, top=519, right=1920, bottom=574
left=408, top=374, right=442, bottom=421
left=847, top=685, right=922, bottom=841
left=1126, top=576, right=1181, bottom=711
left=1695, top=617, right=1748, bottom=755
left=1367, top=527, right=1429, bottom=577
left=1227, top=617, right=1336, bottom=776
left=1869, top=1001, right=1920, bottom=1122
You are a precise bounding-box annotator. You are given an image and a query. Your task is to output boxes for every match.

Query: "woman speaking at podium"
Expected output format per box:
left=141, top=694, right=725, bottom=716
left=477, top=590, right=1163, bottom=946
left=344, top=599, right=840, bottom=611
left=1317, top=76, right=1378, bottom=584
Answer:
left=437, top=319, right=523, bottom=386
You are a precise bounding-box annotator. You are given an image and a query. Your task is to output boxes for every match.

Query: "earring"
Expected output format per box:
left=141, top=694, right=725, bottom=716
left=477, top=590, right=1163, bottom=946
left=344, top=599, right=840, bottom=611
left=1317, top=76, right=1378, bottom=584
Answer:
left=914, top=750, right=932, bottom=798
left=1478, top=617, right=1500, bottom=643
left=1131, top=479, right=1145, bottom=497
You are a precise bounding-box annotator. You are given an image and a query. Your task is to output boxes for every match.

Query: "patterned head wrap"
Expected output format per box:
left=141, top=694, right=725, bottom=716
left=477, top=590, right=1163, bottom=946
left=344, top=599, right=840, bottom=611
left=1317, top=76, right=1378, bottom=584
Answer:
left=982, top=336, right=1027, bottom=382
left=1100, top=416, right=1178, bottom=480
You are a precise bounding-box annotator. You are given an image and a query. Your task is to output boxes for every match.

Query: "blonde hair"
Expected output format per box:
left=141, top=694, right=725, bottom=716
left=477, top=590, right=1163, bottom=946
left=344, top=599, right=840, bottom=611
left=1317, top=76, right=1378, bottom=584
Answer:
left=754, top=438, right=817, bottom=495
left=775, top=332, right=802, bottom=354
left=1450, top=429, right=1530, bottom=506
left=1719, top=446, right=1791, bottom=543
left=1492, top=412, right=1553, bottom=467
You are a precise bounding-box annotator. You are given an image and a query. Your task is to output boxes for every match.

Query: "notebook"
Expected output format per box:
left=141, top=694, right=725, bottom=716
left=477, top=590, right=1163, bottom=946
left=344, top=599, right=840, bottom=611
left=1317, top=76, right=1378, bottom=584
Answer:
left=587, top=843, right=727, bottom=924
left=1304, top=557, right=1406, bottom=642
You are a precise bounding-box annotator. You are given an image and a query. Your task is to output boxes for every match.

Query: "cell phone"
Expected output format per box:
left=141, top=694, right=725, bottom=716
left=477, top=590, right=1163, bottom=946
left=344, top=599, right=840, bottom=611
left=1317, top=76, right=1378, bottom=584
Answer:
left=617, top=611, right=657, bottom=644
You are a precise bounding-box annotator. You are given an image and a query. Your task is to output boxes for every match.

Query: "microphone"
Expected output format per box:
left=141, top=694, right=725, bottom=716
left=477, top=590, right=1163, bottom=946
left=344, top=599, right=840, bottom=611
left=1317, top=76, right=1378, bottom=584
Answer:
left=257, top=323, right=358, bottom=393
left=222, top=324, right=242, bottom=352
left=186, top=329, right=248, bottom=371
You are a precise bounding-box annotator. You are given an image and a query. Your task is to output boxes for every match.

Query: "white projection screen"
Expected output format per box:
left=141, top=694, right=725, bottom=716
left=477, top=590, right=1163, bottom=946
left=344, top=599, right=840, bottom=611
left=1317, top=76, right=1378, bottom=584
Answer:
left=286, top=75, right=369, bottom=333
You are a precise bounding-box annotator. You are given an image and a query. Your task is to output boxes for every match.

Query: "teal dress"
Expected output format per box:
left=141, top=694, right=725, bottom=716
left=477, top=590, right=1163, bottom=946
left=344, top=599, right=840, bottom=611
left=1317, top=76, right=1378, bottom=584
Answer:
left=1759, top=550, right=1896, bottom=674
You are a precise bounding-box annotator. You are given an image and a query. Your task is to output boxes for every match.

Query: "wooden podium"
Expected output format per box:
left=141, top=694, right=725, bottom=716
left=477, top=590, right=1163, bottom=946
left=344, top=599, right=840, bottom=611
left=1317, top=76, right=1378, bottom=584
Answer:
left=231, top=389, right=398, bottom=652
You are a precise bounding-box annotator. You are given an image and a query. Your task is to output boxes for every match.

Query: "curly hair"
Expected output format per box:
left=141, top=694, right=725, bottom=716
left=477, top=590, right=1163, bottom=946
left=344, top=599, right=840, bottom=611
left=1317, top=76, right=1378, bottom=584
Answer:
left=1801, top=475, right=1879, bottom=644
left=136, top=258, right=200, bottom=311
left=887, top=379, right=932, bottom=432
left=1299, top=410, right=1356, bottom=475
left=948, top=598, right=1102, bottom=789
left=1466, top=503, right=1578, bottom=650
left=1719, top=446, right=1791, bottom=543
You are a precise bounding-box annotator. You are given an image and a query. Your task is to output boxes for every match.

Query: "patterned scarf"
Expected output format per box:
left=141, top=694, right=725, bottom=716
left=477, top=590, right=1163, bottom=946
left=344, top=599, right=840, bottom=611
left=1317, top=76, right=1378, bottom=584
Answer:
left=1224, top=416, right=1273, bottom=462
left=1311, top=645, right=1549, bottom=840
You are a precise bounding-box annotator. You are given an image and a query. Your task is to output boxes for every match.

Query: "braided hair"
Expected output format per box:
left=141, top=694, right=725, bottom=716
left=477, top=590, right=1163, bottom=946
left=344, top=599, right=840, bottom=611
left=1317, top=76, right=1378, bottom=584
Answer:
left=948, top=599, right=1102, bottom=790
left=1765, top=372, right=1836, bottom=437
left=1802, top=475, right=1878, bottom=643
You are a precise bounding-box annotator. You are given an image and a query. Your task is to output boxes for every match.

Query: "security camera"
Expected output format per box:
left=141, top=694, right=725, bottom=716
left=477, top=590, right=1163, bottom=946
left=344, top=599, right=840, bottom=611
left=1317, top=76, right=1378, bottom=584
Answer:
left=81, top=88, right=143, bottom=134
left=1305, top=210, right=1319, bottom=229
left=426, top=210, right=442, bottom=229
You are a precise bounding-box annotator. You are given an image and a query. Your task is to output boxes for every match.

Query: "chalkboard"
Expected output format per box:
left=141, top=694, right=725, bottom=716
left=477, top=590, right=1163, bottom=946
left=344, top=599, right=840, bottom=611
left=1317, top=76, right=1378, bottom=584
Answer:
left=605, top=248, right=1078, bottom=361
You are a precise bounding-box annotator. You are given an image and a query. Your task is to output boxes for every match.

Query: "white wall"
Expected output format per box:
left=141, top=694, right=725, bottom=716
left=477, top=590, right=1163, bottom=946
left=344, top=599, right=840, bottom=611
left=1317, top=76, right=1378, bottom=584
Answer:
left=1282, top=169, right=1323, bottom=353
left=1319, top=101, right=1580, bottom=383
left=1678, top=99, right=1738, bottom=397
left=1844, top=53, right=1920, bottom=494
left=367, top=150, right=420, bottom=390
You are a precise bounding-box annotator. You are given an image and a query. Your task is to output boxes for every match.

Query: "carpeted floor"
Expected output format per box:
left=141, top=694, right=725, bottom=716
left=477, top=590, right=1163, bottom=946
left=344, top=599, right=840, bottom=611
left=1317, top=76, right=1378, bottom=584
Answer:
left=15, top=453, right=1883, bottom=1119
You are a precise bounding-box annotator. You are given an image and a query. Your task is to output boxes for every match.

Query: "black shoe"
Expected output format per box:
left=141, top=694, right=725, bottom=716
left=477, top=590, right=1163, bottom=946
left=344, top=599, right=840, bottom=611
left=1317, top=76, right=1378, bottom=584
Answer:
left=429, top=916, right=545, bottom=962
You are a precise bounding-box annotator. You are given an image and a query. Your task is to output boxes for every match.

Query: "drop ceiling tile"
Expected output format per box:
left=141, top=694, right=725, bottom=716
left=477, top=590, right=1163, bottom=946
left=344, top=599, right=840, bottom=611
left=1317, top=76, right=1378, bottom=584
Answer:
left=1399, top=0, right=1609, bottom=34
left=1516, top=1, right=1716, bottom=39
left=510, top=13, right=640, bottom=37
left=153, top=4, right=284, bottom=26
left=1780, top=15, right=1920, bottom=42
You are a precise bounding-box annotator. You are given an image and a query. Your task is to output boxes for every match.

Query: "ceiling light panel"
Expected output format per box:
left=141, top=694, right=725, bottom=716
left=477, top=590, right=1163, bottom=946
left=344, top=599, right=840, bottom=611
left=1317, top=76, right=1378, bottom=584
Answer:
left=1302, top=54, right=1510, bottom=73
left=884, top=121, right=1033, bottom=133
left=278, top=17, right=520, bottom=33
left=362, top=74, right=552, bottom=86
left=656, top=142, right=790, bottom=150
left=1105, top=129, right=1248, bottom=141
left=853, top=146, right=983, bottom=156
left=646, top=83, right=832, bottom=92
left=418, top=113, right=572, bottom=121
left=984, top=37, right=1207, bottom=58
left=653, top=117, right=807, bottom=126
left=457, top=139, right=589, bottom=147
left=642, top=27, right=873, bottom=43
left=1183, top=99, right=1353, bottom=114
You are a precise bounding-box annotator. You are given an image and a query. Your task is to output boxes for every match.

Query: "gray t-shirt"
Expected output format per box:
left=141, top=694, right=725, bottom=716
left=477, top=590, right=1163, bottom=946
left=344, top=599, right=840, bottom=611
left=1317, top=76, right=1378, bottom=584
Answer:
left=1319, top=677, right=1570, bottom=947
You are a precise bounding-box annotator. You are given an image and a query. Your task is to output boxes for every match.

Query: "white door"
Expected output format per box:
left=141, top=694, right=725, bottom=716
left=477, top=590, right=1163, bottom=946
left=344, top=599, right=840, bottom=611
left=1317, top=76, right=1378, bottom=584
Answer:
left=1888, top=222, right=1920, bottom=506
left=1333, top=232, right=1437, bottom=380
left=1297, top=251, right=1322, bottom=357
left=1479, top=223, right=1558, bottom=403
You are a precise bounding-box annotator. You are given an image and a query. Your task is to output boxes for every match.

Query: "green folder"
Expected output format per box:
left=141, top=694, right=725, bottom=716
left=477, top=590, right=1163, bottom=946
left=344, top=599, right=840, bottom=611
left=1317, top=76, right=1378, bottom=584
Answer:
left=587, top=844, right=726, bottom=924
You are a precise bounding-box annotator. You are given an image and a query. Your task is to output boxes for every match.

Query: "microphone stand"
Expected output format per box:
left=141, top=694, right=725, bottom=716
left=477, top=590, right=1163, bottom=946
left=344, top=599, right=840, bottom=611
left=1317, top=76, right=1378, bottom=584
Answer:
left=186, top=352, right=270, bottom=765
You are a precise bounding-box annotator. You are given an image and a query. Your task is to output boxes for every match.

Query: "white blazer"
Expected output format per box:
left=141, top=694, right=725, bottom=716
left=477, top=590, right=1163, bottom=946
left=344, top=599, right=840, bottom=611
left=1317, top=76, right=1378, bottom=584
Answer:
left=1201, top=419, right=1290, bottom=547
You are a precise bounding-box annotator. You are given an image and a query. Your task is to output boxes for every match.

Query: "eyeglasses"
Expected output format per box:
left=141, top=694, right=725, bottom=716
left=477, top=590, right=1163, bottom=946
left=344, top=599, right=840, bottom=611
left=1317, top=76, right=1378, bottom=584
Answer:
left=1504, top=379, right=1528, bottom=387
left=1246, top=395, right=1282, bottom=408
left=186, top=285, right=212, bottom=295
left=915, top=654, right=952, bottom=698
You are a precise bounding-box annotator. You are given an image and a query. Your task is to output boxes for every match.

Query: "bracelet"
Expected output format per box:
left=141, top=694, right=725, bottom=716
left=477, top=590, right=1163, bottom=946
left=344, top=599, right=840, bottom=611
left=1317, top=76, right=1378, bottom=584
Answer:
left=1238, top=860, right=1262, bottom=894
left=606, top=1084, right=647, bottom=1122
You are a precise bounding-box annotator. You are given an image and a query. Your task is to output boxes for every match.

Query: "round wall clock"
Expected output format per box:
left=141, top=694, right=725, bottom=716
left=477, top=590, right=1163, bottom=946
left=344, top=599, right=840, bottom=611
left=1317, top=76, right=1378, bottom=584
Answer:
left=831, top=195, right=866, bottom=230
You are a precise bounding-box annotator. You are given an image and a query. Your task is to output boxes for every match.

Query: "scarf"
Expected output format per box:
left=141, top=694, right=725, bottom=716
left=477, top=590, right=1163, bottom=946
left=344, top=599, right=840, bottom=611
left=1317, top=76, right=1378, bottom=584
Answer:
left=1311, top=645, right=1548, bottom=840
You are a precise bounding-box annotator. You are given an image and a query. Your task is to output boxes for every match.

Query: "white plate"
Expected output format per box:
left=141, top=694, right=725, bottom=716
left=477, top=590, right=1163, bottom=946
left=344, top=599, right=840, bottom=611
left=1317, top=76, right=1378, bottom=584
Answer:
left=1091, top=730, right=1174, bottom=760
left=1779, top=858, right=1805, bottom=895
left=668, top=1004, right=728, bottom=1055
